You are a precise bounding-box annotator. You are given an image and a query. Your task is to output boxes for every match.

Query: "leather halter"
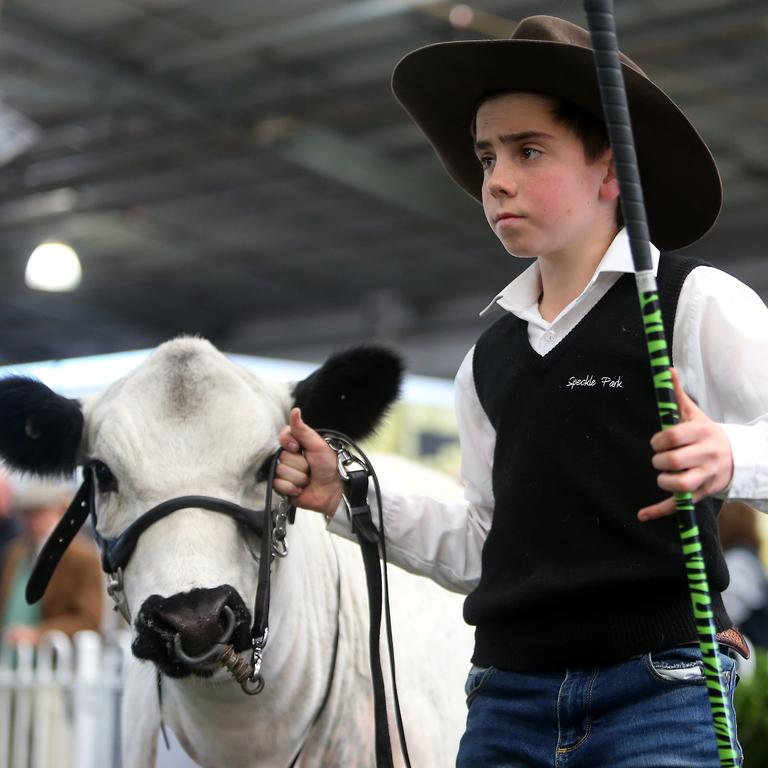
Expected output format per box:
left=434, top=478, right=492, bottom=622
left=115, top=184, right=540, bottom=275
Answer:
left=26, top=459, right=278, bottom=603
left=26, top=449, right=292, bottom=694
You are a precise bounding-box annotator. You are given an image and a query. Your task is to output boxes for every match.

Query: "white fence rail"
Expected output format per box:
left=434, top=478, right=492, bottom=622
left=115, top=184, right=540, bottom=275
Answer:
left=0, top=630, right=128, bottom=768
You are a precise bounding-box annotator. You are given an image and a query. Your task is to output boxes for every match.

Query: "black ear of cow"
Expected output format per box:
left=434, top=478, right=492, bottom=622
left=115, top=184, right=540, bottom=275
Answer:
left=292, top=346, right=404, bottom=440
left=0, top=376, right=83, bottom=476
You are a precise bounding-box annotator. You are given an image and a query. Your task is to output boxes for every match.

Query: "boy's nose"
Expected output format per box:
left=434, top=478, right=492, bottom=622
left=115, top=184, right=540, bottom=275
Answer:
left=488, top=165, right=517, bottom=198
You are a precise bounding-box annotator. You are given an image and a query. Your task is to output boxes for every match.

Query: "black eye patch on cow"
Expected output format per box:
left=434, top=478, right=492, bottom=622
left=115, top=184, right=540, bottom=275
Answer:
left=92, top=459, right=118, bottom=494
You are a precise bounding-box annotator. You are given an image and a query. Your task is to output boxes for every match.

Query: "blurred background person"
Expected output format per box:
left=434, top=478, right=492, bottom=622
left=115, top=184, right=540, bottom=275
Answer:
left=719, top=501, right=768, bottom=650
left=0, top=470, right=20, bottom=572
left=0, top=479, right=103, bottom=647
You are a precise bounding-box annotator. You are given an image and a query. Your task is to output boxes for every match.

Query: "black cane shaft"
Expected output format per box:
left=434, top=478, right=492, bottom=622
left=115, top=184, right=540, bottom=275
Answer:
left=583, top=0, right=652, bottom=272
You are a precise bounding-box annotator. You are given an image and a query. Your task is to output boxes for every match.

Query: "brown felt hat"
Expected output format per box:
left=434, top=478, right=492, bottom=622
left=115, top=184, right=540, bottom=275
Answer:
left=392, top=15, right=722, bottom=251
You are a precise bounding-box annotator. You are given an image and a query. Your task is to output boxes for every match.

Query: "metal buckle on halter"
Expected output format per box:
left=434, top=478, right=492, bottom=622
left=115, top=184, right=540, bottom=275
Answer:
left=324, top=437, right=368, bottom=480
left=106, top=567, right=131, bottom=622
left=272, top=501, right=290, bottom=558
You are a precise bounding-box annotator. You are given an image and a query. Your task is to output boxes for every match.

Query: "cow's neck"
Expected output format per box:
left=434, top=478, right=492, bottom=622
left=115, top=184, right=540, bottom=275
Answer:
left=160, top=515, right=341, bottom=767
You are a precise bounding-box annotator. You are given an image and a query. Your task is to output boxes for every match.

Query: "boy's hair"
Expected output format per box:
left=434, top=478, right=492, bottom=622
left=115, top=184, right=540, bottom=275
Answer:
left=549, top=97, right=608, bottom=163
left=549, top=96, right=623, bottom=228
left=474, top=91, right=623, bottom=228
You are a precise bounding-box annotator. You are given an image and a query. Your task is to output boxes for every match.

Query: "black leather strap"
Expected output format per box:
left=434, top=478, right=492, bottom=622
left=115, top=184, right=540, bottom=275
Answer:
left=26, top=471, right=94, bottom=604
left=99, top=495, right=266, bottom=573
left=27, top=467, right=269, bottom=607
left=252, top=451, right=280, bottom=643
left=347, top=467, right=393, bottom=768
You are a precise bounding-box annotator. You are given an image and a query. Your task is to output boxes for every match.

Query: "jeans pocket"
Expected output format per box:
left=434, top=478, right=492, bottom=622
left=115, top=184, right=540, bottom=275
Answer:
left=464, top=664, right=496, bottom=705
left=645, top=646, right=734, bottom=685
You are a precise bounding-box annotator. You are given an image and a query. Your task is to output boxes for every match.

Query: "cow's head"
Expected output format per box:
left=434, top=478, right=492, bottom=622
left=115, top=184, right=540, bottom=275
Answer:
left=0, top=338, right=402, bottom=679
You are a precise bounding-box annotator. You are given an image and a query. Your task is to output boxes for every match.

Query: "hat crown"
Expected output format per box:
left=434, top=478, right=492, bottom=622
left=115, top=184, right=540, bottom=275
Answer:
left=513, top=15, right=589, bottom=45
left=513, top=15, right=644, bottom=76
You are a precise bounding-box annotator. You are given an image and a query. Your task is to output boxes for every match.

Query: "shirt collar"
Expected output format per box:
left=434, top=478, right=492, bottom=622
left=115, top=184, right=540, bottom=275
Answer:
left=479, top=228, right=661, bottom=316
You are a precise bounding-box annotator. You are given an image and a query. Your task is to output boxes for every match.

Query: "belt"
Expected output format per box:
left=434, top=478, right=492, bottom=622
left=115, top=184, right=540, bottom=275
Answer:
left=685, top=627, right=750, bottom=659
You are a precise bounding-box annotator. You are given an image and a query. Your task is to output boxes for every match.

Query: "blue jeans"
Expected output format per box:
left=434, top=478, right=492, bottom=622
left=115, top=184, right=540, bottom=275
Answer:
left=456, top=646, right=742, bottom=767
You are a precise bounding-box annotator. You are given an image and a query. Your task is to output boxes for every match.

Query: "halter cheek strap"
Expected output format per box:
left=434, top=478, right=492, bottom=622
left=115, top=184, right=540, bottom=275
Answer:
left=26, top=471, right=95, bottom=604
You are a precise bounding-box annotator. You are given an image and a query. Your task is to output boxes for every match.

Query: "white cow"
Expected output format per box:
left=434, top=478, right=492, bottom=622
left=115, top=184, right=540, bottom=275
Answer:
left=0, top=338, right=473, bottom=768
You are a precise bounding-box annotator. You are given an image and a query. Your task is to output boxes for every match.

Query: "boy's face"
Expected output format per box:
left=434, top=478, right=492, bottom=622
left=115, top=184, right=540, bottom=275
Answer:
left=474, top=92, right=618, bottom=262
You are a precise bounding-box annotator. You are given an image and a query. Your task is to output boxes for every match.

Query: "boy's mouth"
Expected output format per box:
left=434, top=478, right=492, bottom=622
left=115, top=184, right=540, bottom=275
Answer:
left=495, top=212, right=525, bottom=224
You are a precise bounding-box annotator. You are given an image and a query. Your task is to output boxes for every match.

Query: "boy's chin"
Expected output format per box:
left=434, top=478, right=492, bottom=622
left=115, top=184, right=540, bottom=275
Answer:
left=501, top=244, right=539, bottom=260
left=494, top=233, right=541, bottom=260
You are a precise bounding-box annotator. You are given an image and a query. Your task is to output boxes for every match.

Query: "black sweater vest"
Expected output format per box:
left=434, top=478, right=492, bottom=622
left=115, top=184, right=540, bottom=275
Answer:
left=469, top=255, right=730, bottom=672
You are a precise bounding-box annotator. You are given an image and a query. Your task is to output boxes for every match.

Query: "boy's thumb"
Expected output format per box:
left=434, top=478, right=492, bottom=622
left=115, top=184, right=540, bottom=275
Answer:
left=289, top=407, right=324, bottom=447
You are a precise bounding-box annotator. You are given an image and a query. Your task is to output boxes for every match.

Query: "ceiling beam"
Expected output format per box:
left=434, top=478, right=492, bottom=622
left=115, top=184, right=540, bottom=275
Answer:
left=0, top=7, right=212, bottom=120
left=0, top=5, right=477, bottom=231
left=252, top=117, right=476, bottom=225
left=149, top=0, right=447, bottom=73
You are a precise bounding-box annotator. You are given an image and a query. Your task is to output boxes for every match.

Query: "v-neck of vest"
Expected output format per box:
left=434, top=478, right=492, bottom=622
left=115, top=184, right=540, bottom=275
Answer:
left=521, top=274, right=636, bottom=369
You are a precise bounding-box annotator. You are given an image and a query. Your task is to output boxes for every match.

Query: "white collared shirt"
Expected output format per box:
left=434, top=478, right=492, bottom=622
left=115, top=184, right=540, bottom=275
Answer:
left=331, top=230, right=768, bottom=594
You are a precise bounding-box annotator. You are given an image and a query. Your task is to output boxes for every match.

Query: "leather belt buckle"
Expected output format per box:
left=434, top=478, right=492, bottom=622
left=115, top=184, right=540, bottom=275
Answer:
left=715, top=627, right=750, bottom=660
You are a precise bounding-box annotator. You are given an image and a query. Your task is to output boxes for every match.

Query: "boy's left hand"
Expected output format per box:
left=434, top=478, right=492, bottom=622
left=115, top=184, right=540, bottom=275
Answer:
left=638, top=368, right=734, bottom=522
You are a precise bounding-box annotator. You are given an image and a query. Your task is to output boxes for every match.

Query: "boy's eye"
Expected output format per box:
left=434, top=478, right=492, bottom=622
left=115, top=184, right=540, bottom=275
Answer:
left=521, top=147, right=542, bottom=160
left=478, top=155, right=494, bottom=170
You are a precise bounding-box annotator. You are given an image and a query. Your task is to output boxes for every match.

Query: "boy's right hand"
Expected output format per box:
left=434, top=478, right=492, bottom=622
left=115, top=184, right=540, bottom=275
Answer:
left=274, top=408, right=344, bottom=518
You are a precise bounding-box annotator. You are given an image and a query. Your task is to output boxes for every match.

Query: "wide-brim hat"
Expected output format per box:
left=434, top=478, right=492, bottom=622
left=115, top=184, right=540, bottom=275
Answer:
left=392, top=15, right=722, bottom=251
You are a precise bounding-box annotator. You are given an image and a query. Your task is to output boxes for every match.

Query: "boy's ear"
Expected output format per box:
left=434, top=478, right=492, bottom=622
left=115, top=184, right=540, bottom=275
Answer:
left=291, top=346, right=404, bottom=440
left=0, top=376, right=84, bottom=476
left=600, top=149, right=620, bottom=202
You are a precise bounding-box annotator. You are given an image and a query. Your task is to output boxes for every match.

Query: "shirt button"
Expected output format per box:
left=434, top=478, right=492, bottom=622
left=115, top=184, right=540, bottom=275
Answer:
left=544, top=330, right=556, bottom=343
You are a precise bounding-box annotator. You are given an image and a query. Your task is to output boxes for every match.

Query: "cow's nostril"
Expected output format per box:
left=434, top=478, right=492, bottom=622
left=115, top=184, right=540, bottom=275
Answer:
left=145, top=587, right=232, bottom=655
left=172, top=605, right=236, bottom=665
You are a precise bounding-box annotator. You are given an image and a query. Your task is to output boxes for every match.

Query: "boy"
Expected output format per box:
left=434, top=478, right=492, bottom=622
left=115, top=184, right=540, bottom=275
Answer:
left=274, top=16, right=768, bottom=766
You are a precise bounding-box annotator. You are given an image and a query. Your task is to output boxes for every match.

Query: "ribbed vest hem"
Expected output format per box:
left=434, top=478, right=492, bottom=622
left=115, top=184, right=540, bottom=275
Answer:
left=471, top=590, right=731, bottom=673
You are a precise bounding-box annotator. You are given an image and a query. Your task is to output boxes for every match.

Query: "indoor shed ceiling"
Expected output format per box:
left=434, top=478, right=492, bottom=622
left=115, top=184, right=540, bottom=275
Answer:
left=0, top=0, right=765, bottom=377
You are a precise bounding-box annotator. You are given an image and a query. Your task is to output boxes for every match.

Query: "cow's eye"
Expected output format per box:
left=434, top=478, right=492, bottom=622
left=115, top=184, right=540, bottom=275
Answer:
left=91, top=460, right=118, bottom=494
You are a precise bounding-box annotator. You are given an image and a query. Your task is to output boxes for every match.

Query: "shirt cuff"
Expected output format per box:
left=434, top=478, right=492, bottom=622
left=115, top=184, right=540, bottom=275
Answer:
left=325, top=497, right=350, bottom=535
left=325, top=488, right=387, bottom=538
left=719, top=423, right=768, bottom=504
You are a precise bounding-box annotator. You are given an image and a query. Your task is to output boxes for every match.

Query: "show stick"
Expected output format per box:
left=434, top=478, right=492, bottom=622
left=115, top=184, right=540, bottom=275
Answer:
left=582, top=2, right=739, bottom=764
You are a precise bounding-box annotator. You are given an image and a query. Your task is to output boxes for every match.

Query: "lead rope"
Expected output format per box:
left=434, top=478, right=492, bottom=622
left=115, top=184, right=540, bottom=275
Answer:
left=322, top=430, right=412, bottom=768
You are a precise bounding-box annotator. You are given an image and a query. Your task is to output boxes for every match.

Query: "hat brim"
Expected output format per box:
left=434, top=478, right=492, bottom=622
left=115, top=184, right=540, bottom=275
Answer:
left=392, top=40, right=722, bottom=251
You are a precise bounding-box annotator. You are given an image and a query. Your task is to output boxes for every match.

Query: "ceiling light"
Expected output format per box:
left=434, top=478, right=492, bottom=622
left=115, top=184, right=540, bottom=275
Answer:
left=25, top=242, right=82, bottom=292
left=448, top=4, right=474, bottom=28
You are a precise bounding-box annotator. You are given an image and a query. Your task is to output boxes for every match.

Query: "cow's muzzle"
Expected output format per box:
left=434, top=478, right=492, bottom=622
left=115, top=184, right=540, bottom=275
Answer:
left=132, top=585, right=252, bottom=678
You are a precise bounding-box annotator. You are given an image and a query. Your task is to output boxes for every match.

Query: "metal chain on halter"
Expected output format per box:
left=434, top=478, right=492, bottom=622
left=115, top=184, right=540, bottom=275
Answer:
left=221, top=451, right=289, bottom=695
left=321, top=430, right=412, bottom=768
